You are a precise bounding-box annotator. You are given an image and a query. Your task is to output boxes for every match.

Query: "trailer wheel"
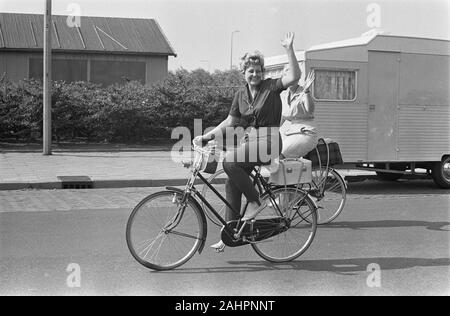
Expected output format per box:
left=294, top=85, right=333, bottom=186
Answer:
left=431, top=157, right=450, bottom=189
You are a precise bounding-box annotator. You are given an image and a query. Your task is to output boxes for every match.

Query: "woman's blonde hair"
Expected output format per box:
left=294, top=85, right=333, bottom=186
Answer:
left=239, top=51, right=265, bottom=73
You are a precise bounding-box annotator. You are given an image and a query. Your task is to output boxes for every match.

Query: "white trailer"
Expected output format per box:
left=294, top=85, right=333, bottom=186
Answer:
left=265, top=32, right=450, bottom=188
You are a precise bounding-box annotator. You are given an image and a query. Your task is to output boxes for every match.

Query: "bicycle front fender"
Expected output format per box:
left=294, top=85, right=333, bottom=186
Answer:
left=166, top=186, right=208, bottom=254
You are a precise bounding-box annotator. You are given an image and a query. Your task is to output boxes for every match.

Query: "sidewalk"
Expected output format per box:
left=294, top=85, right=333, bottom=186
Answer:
left=0, top=147, right=385, bottom=190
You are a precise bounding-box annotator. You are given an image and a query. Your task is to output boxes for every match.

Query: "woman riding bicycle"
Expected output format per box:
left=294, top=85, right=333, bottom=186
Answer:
left=194, top=32, right=301, bottom=251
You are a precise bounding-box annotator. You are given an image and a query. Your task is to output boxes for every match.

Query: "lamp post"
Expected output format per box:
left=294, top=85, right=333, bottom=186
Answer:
left=200, top=60, right=210, bottom=72
left=230, top=30, right=239, bottom=70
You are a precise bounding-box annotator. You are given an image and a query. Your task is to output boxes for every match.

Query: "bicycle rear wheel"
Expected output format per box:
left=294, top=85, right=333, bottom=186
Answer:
left=126, top=190, right=205, bottom=271
left=251, top=187, right=317, bottom=263
left=309, top=168, right=346, bottom=224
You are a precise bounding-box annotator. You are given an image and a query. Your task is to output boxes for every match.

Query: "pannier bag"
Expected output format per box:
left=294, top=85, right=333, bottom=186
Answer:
left=269, top=158, right=312, bottom=186
left=304, top=139, right=344, bottom=167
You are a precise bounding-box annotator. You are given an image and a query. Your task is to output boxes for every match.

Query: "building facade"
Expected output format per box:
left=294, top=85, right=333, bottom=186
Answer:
left=0, top=13, right=176, bottom=86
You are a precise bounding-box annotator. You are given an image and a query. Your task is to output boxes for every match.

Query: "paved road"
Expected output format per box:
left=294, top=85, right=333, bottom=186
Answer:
left=0, top=179, right=449, bottom=296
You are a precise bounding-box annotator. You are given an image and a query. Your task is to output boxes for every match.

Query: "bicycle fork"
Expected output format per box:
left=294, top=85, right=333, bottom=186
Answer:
left=162, top=193, right=188, bottom=232
left=164, top=169, right=198, bottom=231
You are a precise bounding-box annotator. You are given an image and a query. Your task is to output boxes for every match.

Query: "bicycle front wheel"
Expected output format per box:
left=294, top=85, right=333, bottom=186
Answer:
left=251, top=187, right=317, bottom=263
left=126, top=190, right=205, bottom=271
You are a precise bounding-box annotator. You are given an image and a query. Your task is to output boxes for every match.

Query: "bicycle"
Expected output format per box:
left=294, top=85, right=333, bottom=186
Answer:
left=202, top=138, right=347, bottom=226
left=126, top=142, right=318, bottom=271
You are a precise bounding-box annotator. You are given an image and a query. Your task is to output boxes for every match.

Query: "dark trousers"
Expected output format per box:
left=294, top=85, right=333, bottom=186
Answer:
left=222, top=131, right=282, bottom=221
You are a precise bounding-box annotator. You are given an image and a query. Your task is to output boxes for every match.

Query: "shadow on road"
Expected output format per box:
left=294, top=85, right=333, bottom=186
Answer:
left=162, top=257, right=450, bottom=275
left=229, top=257, right=450, bottom=275
left=324, top=220, right=450, bottom=231
left=347, top=179, right=449, bottom=196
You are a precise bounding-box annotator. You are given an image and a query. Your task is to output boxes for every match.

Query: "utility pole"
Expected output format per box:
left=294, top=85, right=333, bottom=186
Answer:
left=43, top=0, right=52, bottom=155
left=230, top=30, right=239, bottom=70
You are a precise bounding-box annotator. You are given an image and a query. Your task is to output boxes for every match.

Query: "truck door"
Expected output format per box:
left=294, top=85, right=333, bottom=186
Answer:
left=368, top=51, right=400, bottom=161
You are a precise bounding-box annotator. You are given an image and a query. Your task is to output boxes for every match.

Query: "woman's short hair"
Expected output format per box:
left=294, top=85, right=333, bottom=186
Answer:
left=239, top=51, right=265, bottom=73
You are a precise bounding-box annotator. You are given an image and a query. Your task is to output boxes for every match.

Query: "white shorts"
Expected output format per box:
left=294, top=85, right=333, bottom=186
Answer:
left=280, top=121, right=318, bottom=158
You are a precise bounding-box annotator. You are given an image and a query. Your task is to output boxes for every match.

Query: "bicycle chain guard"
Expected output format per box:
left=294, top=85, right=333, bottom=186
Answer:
left=220, top=217, right=289, bottom=247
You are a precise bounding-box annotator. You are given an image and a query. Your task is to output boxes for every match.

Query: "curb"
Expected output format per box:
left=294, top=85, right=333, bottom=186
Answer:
left=0, top=148, right=173, bottom=153
left=0, top=178, right=226, bottom=191
left=0, top=143, right=175, bottom=153
left=0, top=174, right=432, bottom=191
left=1, top=174, right=427, bottom=191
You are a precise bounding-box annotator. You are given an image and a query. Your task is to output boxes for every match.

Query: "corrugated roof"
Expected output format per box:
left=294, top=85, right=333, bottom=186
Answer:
left=0, top=13, right=177, bottom=56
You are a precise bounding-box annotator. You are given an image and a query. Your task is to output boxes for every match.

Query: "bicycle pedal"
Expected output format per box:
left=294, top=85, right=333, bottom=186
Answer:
left=213, top=245, right=225, bottom=253
left=210, top=241, right=226, bottom=253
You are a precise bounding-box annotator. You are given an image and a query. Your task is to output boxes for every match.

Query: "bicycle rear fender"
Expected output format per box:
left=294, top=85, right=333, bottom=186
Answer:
left=166, top=186, right=208, bottom=254
left=330, top=168, right=348, bottom=189
left=261, top=187, right=319, bottom=213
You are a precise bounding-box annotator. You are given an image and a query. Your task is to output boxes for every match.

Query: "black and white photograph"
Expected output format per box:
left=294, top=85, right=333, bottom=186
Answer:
left=0, top=0, right=449, bottom=299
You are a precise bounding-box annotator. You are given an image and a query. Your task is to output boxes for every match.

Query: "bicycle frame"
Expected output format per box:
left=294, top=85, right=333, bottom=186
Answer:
left=170, top=162, right=288, bottom=244
left=172, top=144, right=319, bottom=245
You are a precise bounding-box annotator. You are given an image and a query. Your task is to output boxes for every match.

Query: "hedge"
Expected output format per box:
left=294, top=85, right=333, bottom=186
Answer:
left=0, top=68, right=244, bottom=143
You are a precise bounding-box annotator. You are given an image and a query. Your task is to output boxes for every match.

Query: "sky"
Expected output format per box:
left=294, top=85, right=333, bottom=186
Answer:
left=0, top=0, right=448, bottom=71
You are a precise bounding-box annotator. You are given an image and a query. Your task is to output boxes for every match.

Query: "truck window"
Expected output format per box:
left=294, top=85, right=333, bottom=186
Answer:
left=313, top=69, right=356, bottom=101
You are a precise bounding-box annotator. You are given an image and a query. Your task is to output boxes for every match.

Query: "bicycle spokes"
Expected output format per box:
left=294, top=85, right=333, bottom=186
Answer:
left=251, top=187, right=317, bottom=263
left=126, top=191, right=205, bottom=271
left=137, top=231, right=166, bottom=261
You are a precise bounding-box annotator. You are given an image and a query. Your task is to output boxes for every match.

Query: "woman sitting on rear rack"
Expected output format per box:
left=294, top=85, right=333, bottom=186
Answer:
left=279, top=66, right=318, bottom=158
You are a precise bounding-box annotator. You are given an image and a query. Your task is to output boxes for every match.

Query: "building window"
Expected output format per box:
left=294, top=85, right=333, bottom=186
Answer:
left=29, top=58, right=88, bottom=82
left=313, top=69, right=356, bottom=101
left=90, top=60, right=146, bottom=86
